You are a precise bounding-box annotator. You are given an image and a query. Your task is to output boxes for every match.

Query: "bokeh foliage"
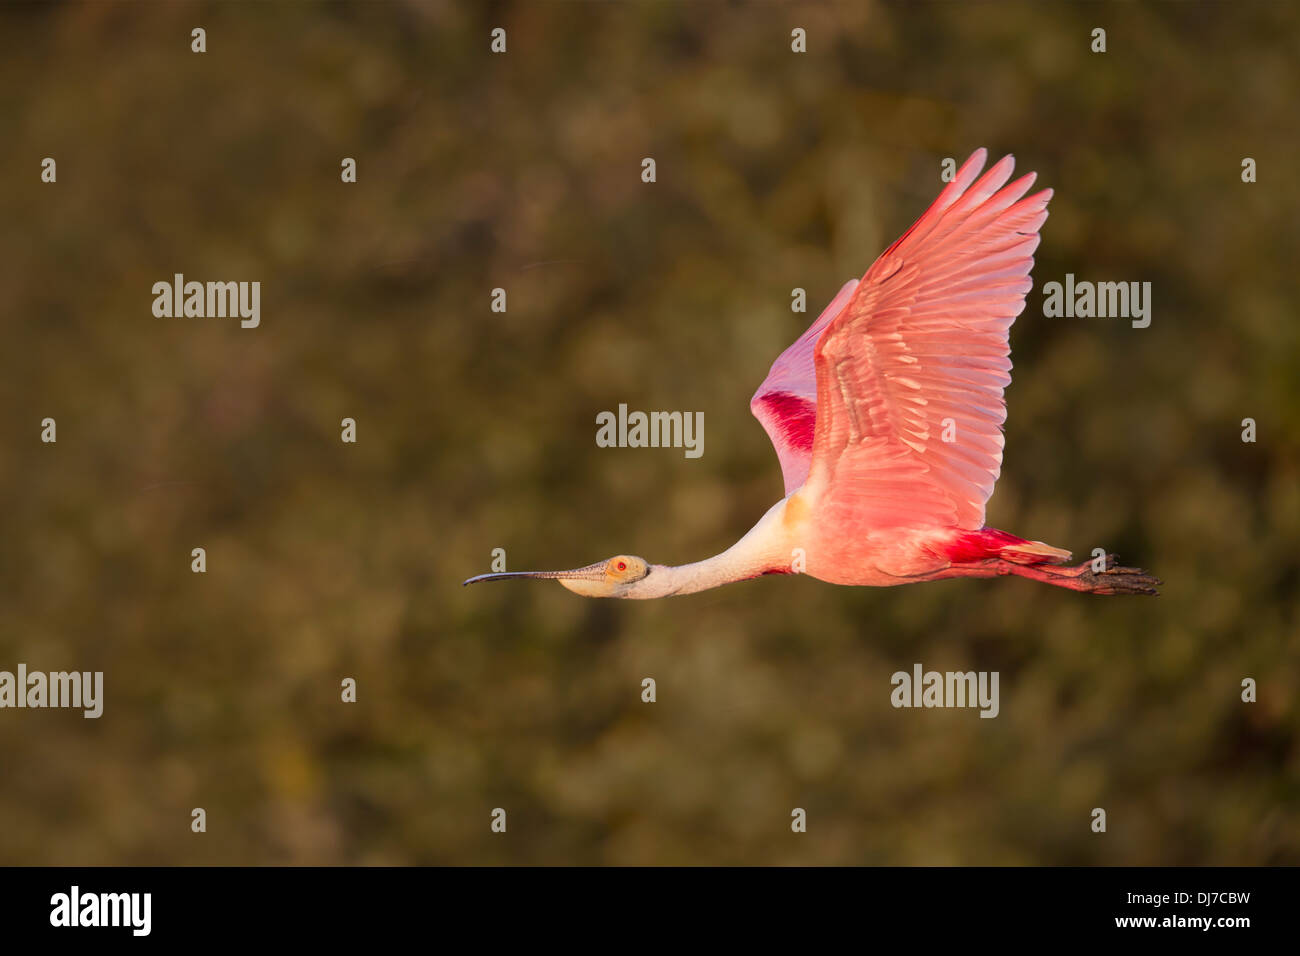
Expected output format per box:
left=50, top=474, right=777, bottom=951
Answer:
left=0, top=0, right=1295, bottom=864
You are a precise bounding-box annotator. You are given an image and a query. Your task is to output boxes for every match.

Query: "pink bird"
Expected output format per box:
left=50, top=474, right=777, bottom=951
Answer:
left=466, top=149, right=1159, bottom=599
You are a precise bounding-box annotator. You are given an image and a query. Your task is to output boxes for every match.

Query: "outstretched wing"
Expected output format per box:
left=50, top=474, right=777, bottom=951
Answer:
left=802, top=149, right=1051, bottom=530
left=750, top=278, right=859, bottom=495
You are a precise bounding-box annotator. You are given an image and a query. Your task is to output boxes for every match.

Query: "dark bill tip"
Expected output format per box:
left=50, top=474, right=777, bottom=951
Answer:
left=464, top=571, right=556, bottom=587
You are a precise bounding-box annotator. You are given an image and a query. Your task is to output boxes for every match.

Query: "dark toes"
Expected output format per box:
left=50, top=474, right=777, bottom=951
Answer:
left=1100, top=571, right=1161, bottom=596
left=1081, top=563, right=1161, bottom=595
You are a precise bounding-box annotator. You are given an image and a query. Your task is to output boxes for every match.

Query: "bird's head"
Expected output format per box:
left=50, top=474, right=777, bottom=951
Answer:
left=463, top=554, right=655, bottom=598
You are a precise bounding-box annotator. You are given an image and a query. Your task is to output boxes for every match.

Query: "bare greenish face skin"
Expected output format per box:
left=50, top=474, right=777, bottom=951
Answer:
left=462, top=554, right=652, bottom=598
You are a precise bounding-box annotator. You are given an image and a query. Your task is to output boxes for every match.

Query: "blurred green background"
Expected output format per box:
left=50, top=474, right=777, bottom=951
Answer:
left=0, top=0, right=1296, bottom=865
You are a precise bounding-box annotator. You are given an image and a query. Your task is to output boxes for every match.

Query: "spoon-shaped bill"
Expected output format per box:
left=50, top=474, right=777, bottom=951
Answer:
left=462, top=564, right=606, bottom=587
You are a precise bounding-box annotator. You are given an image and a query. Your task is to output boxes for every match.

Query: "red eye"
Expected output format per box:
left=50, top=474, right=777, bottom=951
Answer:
left=617, top=561, right=627, bottom=571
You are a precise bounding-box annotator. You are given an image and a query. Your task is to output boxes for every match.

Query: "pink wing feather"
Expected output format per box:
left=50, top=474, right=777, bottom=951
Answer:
left=804, top=148, right=1051, bottom=530
left=750, top=278, right=859, bottom=494
left=751, top=149, right=1051, bottom=530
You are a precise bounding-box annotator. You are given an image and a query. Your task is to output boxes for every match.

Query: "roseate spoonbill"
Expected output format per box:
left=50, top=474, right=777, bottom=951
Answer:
left=465, top=149, right=1159, bottom=599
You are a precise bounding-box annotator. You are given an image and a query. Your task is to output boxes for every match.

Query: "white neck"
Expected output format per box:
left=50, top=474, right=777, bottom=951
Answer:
left=626, top=498, right=793, bottom=599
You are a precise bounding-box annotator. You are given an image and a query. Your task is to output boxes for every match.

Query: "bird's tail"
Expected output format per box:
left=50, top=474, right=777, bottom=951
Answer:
left=941, top=528, right=1072, bottom=566
left=998, top=539, right=1072, bottom=565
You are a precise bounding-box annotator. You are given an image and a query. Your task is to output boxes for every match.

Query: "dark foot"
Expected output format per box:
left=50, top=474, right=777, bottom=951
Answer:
left=1078, top=554, right=1162, bottom=596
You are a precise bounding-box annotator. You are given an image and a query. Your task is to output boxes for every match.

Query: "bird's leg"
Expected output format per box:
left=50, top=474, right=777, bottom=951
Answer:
left=999, top=553, right=1161, bottom=596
